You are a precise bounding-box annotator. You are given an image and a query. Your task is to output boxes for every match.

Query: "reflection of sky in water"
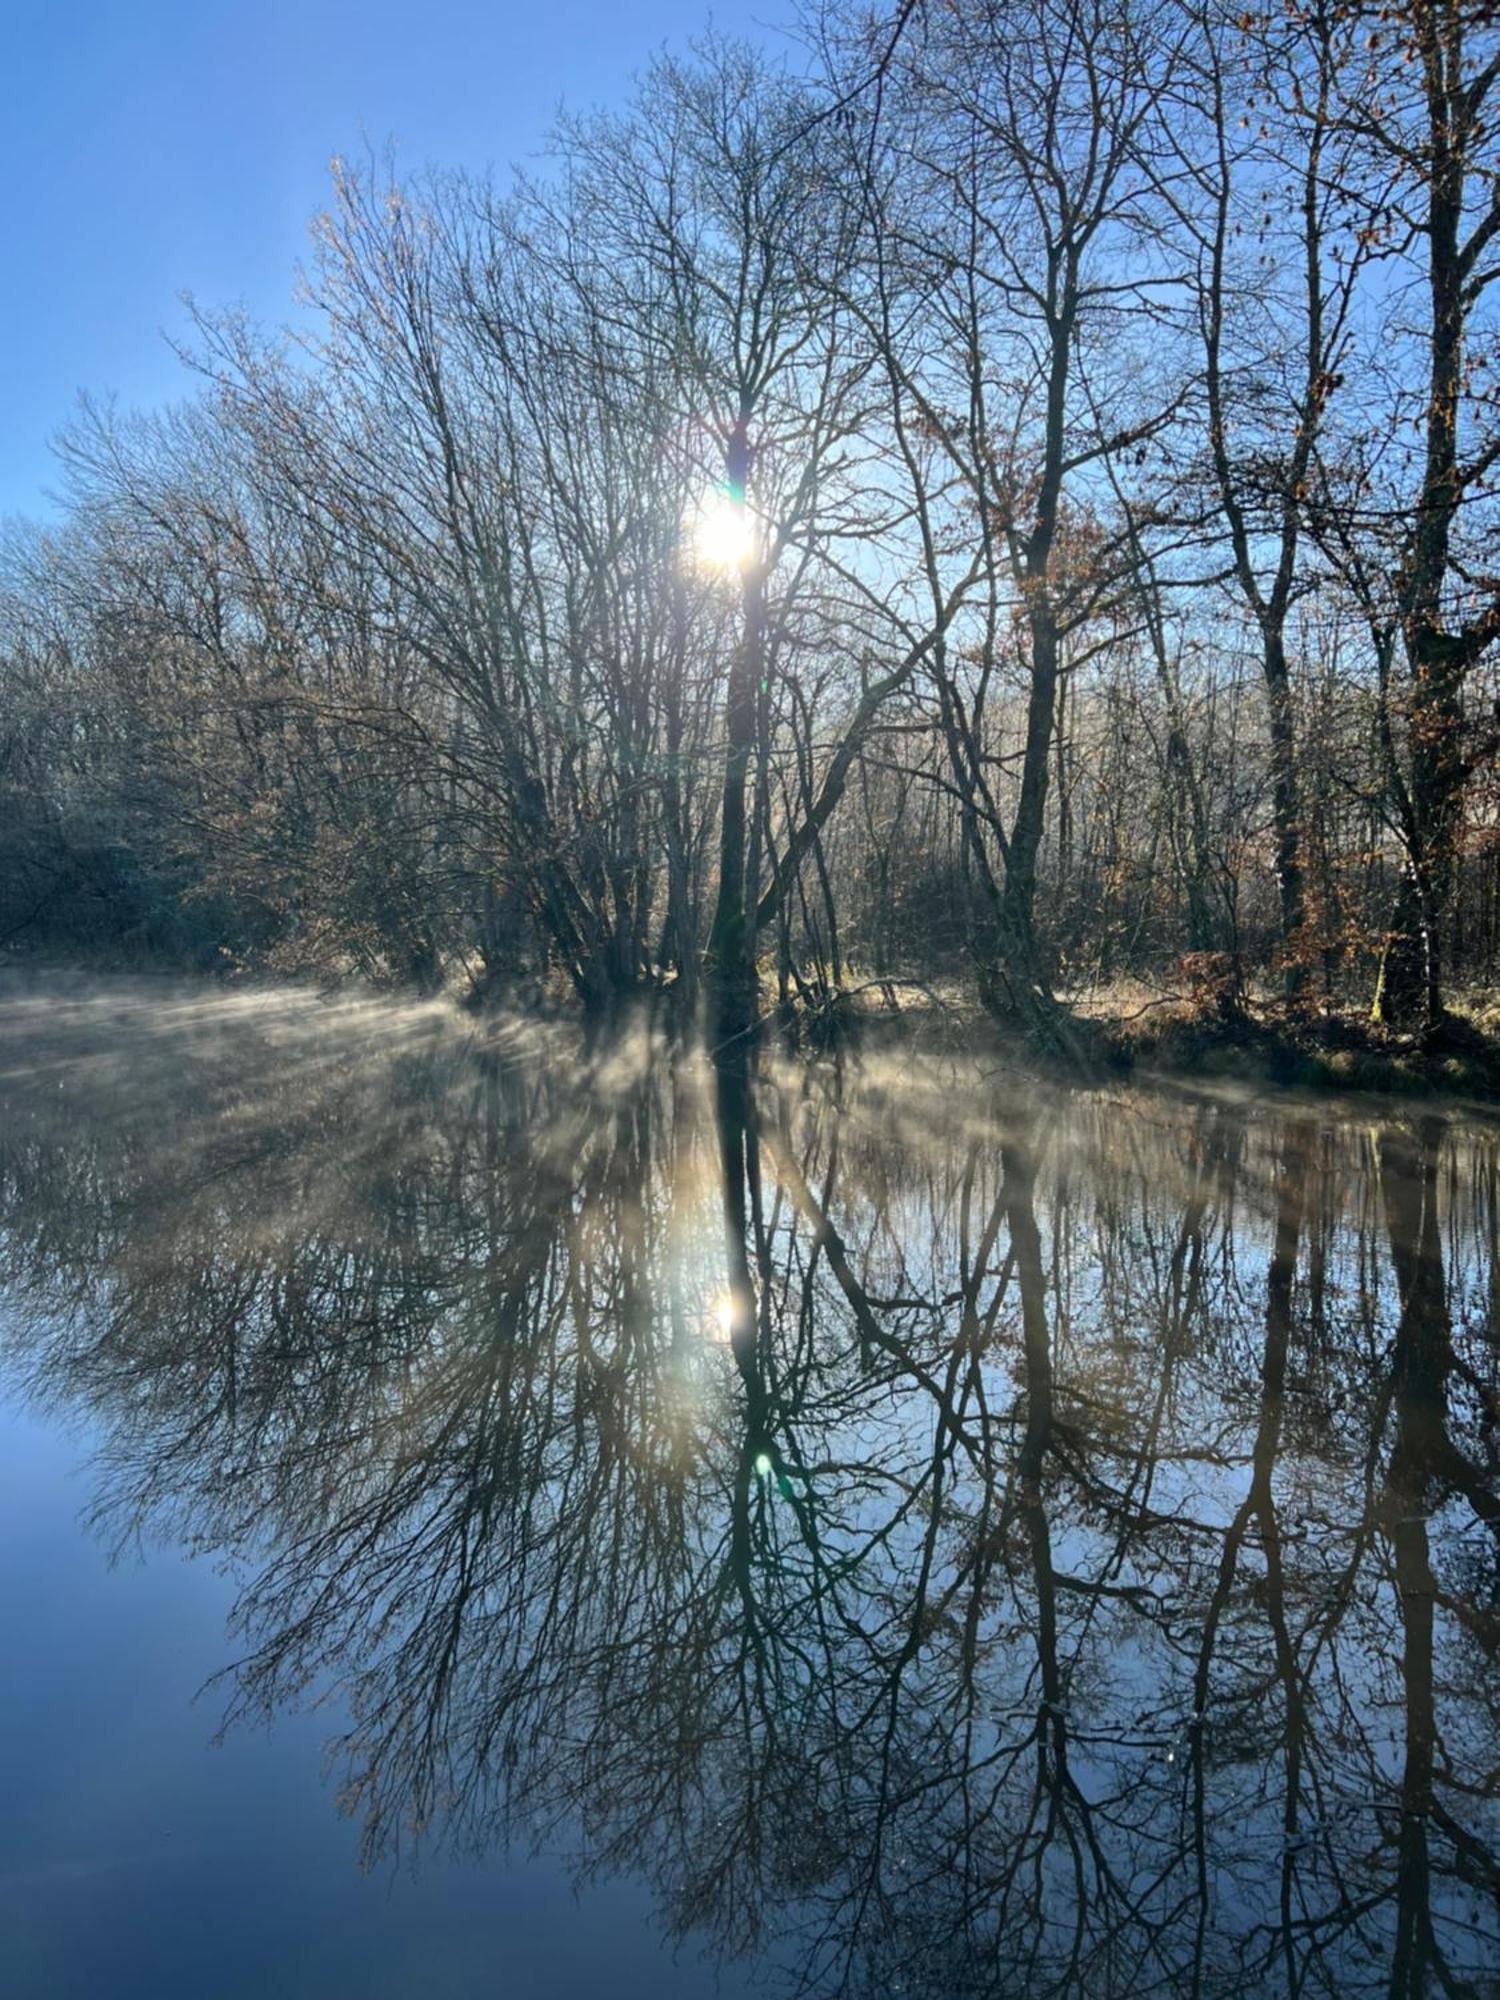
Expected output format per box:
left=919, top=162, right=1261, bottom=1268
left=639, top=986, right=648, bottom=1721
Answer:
left=0, top=1388, right=758, bottom=1999
left=0, top=975, right=1496, bottom=1998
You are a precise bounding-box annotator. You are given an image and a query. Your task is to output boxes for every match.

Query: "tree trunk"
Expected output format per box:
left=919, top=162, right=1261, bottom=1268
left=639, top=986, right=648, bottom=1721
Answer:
left=1006, top=607, right=1059, bottom=974
left=1264, top=627, right=1308, bottom=997
left=705, top=411, right=763, bottom=1078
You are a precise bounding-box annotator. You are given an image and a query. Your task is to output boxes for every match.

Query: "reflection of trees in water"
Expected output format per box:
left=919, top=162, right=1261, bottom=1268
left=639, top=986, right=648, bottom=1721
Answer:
left=0, top=993, right=1497, bottom=1997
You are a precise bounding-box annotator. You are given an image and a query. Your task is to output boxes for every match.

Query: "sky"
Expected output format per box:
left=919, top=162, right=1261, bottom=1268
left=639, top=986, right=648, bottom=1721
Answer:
left=1, top=0, right=793, bottom=522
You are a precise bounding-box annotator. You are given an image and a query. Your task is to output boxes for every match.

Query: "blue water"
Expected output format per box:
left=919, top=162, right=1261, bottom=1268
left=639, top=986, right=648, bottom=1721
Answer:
left=0, top=1394, right=755, bottom=2000
left=3, top=982, right=1496, bottom=1998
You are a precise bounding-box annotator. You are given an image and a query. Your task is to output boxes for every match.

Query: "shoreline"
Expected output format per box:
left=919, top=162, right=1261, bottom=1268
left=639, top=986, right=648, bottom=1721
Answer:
left=6, top=954, right=1500, bottom=1109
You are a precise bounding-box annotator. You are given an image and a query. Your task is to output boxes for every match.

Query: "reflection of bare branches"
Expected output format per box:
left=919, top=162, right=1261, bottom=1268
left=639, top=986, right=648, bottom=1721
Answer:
left=0, top=997, right=1497, bottom=1996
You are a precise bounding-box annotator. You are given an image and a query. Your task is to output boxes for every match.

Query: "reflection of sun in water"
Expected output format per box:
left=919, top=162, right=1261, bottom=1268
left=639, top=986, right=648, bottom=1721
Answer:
left=688, top=490, right=756, bottom=575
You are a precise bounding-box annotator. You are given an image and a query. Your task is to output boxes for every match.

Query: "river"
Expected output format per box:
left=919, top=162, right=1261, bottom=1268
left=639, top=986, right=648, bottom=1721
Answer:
left=0, top=978, right=1496, bottom=1997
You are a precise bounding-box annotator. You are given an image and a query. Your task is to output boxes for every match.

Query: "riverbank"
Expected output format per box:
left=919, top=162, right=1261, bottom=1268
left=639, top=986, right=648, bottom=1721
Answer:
left=8, top=952, right=1500, bottom=1105
left=1100, top=995, right=1500, bottom=1100
left=835, top=976, right=1500, bottom=1102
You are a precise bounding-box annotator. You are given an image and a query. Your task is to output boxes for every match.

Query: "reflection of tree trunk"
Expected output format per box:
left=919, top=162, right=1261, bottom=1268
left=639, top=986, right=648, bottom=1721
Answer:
left=1378, top=1117, right=1448, bottom=1997
left=1379, top=1121, right=1451, bottom=1434
left=1387, top=1498, right=1438, bottom=2000
left=1259, top=1121, right=1310, bottom=1986
left=713, top=1055, right=760, bottom=1391
left=1002, top=1125, right=1067, bottom=1775
left=1188, top=1120, right=1309, bottom=1983
left=1371, top=1118, right=1500, bottom=1983
left=709, top=994, right=774, bottom=1655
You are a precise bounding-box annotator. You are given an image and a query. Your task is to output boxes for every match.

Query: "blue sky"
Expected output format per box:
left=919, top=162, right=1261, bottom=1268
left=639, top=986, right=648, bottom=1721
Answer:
left=2, top=0, right=792, bottom=520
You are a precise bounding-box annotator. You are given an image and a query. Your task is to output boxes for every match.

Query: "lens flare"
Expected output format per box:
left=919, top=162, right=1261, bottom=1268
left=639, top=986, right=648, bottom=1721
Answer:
left=710, top=1293, right=738, bottom=1341
left=688, top=490, right=756, bottom=575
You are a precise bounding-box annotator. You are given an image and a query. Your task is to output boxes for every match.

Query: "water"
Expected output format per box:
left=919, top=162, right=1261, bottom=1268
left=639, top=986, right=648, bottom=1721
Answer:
left=0, top=979, right=1496, bottom=1998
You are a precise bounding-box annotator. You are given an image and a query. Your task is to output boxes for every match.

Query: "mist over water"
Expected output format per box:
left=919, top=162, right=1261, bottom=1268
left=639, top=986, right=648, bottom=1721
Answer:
left=1, top=977, right=1497, bottom=1997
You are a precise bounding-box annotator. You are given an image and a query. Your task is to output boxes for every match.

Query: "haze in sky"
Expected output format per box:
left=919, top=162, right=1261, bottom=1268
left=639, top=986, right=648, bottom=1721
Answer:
left=1, top=0, right=788, bottom=520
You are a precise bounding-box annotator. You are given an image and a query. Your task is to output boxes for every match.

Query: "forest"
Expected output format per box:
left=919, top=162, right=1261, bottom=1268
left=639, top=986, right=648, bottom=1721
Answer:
left=4, top=8, right=1500, bottom=1986
left=4, top=0, right=1500, bottom=1060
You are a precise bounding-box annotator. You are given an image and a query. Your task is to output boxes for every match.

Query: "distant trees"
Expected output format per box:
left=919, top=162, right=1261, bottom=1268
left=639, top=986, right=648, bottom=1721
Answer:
left=1308, top=0, right=1500, bottom=1028
left=1184, top=0, right=1367, bottom=992
left=3, top=3, right=1500, bottom=1032
left=852, top=0, right=1192, bottom=1027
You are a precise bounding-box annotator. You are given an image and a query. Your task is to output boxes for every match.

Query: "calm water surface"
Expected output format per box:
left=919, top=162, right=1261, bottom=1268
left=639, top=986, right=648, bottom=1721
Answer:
left=1, top=980, right=1497, bottom=1997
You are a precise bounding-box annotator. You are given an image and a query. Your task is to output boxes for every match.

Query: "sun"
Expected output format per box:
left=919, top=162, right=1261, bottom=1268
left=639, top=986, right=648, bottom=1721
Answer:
left=687, top=489, right=757, bottom=575
left=709, top=1292, right=738, bottom=1341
